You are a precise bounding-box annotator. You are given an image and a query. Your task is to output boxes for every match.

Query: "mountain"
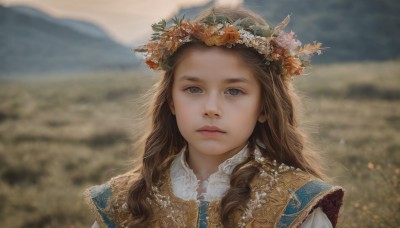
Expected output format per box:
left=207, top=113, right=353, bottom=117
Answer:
left=171, top=0, right=400, bottom=63
left=0, top=5, right=140, bottom=77
left=11, top=6, right=111, bottom=40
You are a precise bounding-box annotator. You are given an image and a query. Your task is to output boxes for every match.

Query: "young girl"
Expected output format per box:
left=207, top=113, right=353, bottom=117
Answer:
left=85, top=6, right=344, bottom=228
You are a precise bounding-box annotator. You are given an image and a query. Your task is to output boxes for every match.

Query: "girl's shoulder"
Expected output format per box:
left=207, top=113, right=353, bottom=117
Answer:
left=84, top=170, right=140, bottom=227
left=246, top=161, right=344, bottom=227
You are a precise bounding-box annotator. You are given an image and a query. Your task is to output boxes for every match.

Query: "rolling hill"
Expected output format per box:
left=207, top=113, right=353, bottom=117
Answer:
left=0, top=5, right=140, bottom=77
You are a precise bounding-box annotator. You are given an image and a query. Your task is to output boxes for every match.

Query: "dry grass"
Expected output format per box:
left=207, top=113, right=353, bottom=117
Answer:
left=297, top=61, right=400, bottom=227
left=0, top=61, right=399, bottom=227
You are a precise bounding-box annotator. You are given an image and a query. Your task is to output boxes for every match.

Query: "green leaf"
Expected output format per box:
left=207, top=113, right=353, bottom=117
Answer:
left=237, top=18, right=254, bottom=29
left=172, top=15, right=185, bottom=26
left=232, top=18, right=244, bottom=27
left=151, top=32, right=161, bottom=40
left=151, top=19, right=167, bottom=32
left=249, top=25, right=272, bottom=37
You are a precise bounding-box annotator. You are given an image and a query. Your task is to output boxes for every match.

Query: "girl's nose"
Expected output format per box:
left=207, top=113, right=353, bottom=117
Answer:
left=203, top=93, right=222, bottom=119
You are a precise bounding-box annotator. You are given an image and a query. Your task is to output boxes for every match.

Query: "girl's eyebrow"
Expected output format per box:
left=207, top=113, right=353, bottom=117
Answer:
left=179, top=75, right=201, bottom=82
left=179, top=75, right=250, bottom=84
left=224, top=78, right=250, bottom=84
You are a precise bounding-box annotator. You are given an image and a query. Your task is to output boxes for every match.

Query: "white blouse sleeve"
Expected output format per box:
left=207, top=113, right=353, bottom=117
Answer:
left=300, top=207, right=333, bottom=228
left=91, top=221, right=100, bottom=228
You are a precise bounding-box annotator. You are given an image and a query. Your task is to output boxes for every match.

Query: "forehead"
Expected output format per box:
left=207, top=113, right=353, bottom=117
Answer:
left=174, top=47, right=256, bottom=81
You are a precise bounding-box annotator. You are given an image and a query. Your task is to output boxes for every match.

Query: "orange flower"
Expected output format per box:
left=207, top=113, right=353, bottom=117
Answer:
left=293, top=67, right=303, bottom=76
left=202, top=25, right=240, bottom=46
left=283, top=53, right=302, bottom=76
left=203, top=35, right=225, bottom=46
left=221, top=26, right=240, bottom=45
left=146, top=59, right=159, bottom=69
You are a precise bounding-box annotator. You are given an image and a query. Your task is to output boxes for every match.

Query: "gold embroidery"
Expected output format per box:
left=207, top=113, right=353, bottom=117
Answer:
left=85, top=161, right=338, bottom=227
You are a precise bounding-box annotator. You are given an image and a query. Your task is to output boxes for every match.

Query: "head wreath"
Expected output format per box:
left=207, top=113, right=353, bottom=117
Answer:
left=135, top=12, right=322, bottom=78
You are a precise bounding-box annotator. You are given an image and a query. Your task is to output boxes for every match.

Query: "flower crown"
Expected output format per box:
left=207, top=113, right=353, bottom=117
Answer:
left=135, top=13, right=322, bottom=78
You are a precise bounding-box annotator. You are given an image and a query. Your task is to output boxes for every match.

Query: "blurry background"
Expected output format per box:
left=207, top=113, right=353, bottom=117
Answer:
left=0, top=0, right=399, bottom=227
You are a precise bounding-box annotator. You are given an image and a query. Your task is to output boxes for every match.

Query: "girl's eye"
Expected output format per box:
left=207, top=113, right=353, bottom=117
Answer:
left=185, top=87, right=202, bottom=94
left=226, top=88, right=243, bottom=96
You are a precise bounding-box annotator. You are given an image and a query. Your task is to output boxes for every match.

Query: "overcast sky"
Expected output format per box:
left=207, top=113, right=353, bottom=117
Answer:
left=1, top=0, right=243, bottom=45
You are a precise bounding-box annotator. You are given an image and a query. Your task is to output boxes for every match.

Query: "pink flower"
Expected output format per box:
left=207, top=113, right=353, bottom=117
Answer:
left=276, top=31, right=302, bottom=51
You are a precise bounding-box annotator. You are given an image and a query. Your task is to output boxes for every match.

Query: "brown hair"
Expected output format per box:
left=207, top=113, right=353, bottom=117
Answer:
left=127, top=6, right=326, bottom=227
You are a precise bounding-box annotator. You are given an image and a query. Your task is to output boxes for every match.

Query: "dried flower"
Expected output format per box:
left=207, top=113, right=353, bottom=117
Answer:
left=283, top=53, right=303, bottom=76
left=276, top=31, right=302, bottom=51
left=221, top=25, right=240, bottom=45
left=204, top=34, right=225, bottom=46
left=146, top=59, right=159, bottom=69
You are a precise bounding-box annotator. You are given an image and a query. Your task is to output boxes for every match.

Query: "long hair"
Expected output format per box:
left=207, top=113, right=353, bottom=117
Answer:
left=127, top=6, right=326, bottom=227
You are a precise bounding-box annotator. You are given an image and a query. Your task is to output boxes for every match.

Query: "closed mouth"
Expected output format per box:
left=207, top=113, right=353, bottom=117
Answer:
left=197, top=125, right=226, bottom=134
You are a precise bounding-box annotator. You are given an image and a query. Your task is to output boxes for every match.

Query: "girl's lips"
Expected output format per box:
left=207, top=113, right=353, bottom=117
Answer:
left=197, top=126, right=226, bottom=137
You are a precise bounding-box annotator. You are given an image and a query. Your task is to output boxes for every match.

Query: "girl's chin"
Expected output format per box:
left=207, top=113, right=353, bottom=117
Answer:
left=187, top=144, right=244, bottom=158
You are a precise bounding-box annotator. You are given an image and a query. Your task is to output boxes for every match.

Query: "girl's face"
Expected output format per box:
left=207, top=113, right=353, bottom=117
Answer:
left=170, top=47, right=265, bottom=163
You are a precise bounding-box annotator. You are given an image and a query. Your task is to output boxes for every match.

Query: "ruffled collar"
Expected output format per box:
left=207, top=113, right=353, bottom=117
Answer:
left=170, top=146, right=248, bottom=201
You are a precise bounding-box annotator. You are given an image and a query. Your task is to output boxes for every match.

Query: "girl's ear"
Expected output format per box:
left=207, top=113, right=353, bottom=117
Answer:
left=258, top=114, right=267, bottom=123
left=169, top=99, right=176, bottom=115
left=258, top=108, right=267, bottom=123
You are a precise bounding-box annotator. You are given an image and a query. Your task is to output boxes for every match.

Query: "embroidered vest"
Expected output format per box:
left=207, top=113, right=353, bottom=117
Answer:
left=84, top=161, right=343, bottom=227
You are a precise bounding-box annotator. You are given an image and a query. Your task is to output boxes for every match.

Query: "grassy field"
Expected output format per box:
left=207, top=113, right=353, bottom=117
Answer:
left=0, top=61, right=399, bottom=227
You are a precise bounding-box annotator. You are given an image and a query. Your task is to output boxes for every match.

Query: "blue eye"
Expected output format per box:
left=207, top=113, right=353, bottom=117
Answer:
left=185, top=87, right=202, bottom=93
left=226, top=88, right=242, bottom=96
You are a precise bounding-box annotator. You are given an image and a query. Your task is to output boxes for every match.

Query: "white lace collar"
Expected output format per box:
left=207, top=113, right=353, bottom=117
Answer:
left=170, top=146, right=249, bottom=201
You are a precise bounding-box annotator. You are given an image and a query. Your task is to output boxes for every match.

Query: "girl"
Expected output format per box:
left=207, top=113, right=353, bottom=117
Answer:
left=85, top=6, right=344, bottom=228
